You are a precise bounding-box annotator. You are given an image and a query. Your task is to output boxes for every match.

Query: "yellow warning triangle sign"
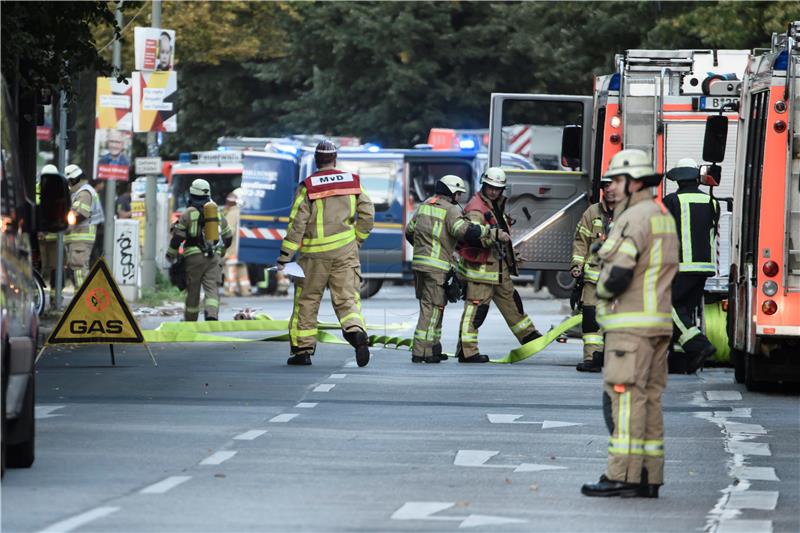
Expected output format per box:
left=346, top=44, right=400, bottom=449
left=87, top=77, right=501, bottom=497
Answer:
left=48, top=258, right=144, bottom=344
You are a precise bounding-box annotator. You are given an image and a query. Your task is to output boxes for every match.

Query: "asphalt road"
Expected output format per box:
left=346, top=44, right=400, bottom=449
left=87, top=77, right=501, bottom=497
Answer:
left=3, top=286, right=798, bottom=532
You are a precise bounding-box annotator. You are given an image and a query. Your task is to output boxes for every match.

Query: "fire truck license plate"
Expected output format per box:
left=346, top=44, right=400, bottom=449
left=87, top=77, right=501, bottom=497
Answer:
left=699, top=96, right=740, bottom=111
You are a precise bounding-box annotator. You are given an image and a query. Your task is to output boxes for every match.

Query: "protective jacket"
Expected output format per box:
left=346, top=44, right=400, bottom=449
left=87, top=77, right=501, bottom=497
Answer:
left=405, top=195, right=485, bottom=274
left=456, top=191, right=513, bottom=284
left=596, top=189, right=679, bottom=335
left=662, top=183, right=719, bottom=276
left=571, top=200, right=613, bottom=284
left=168, top=204, right=233, bottom=259
left=278, top=168, right=374, bottom=263
left=65, top=182, right=104, bottom=244
left=223, top=204, right=241, bottom=260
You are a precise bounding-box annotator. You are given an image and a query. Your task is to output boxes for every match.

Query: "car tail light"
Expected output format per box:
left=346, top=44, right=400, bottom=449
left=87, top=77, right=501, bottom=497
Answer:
left=610, top=116, right=622, bottom=128
left=774, top=100, right=787, bottom=113
left=610, top=133, right=621, bottom=144
left=762, top=280, right=778, bottom=296
left=762, top=299, right=778, bottom=315
left=762, top=260, right=779, bottom=277
left=774, top=120, right=787, bottom=133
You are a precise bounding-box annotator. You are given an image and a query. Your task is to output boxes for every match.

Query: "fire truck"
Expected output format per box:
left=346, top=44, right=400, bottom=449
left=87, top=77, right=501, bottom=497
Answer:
left=704, top=23, right=800, bottom=390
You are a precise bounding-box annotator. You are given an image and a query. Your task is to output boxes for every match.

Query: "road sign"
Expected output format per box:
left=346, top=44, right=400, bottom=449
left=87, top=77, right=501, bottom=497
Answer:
left=135, top=156, right=162, bottom=175
left=48, top=258, right=144, bottom=344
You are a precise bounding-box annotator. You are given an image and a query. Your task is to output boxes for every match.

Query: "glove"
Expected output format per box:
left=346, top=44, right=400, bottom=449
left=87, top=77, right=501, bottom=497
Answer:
left=569, top=278, right=583, bottom=311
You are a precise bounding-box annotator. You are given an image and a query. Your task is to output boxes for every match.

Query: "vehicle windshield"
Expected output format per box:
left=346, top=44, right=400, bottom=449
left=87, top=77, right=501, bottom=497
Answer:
left=172, top=172, right=242, bottom=210
left=337, top=159, right=400, bottom=211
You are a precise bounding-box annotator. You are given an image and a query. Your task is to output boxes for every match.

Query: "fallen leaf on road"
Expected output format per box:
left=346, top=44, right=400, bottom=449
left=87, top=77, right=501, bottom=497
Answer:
left=529, top=484, right=539, bottom=491
left=505, top=478, right=512, bottom=484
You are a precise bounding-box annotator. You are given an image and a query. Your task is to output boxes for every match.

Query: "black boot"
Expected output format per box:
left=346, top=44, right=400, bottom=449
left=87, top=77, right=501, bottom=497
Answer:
left=581, top=474, right=641, bottom=497
left=432, top=342, right=447, bottom=361
left=205, top=314, right=218, bottom=321
left=686, top=344, right=716, bottom=374
left=287, top=354, right=312, bottom=366
left=344, top=330, right=370, bottom=367
left=458, top=353, right=490, bottom=363
left=576, top=351, right=603, bottom=373
left=630, top=468, right=660, bottom=498
left=411, top=355, right=440, bottom=363
left=521, top=330, right=542, bottom=344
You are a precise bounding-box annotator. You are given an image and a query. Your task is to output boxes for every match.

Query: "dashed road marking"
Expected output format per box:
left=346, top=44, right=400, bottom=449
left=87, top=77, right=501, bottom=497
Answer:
left=726, top=491, right=779, bottom=511
left=344, top=361, right=357, bottom=368
left=329, top=374, right=346, bottom=379
left=716, top=519, right=773, bottom=533
left=313, top=384, right=336, bottom=392
left=233, top=430, right=267, bottom=441
left=390, top=502, right=526, bottom=528
left=705, top=391, right=742, bottom=401
left=724, top=422, right=766, bottom=435
left=486, top=414, right=583, bottom=429
left=140, top=476, right=192, bottom=494
left=36, top=405, right=66, bottom=419
left=296, top=402, right=318, bottom=408
left=38, top=507, right=120, bottom=533
left=731, top=466, right=780, bottom=482
left=269, top=413, right=299, bottom=423
left=728, top=441, right=771, bottom=456
left=200, top=451, right=237, bottom=465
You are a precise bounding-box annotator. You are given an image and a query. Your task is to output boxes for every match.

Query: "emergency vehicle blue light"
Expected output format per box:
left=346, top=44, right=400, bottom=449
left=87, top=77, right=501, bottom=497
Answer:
left=217, top=146, right=228, bottom=151
left=273, top=143, right=299, bottom=155
left=774, top=50, right=788, bottom=70
left=609, top=73, right=621, bottom=91
left=365, top=143, right=381, bottom=152
left=179, top=152, right=191, bottom=162
left=459, top=139, right=476, bottom=150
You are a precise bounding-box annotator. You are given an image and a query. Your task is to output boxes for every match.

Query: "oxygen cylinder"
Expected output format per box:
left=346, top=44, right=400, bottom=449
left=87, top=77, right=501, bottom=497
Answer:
left=203, top=201, right=220, bottom=242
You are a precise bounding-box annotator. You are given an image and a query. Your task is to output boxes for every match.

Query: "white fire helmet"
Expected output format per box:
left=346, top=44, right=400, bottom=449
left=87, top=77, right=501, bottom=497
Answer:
left=481, top=167, right=506, bottom=188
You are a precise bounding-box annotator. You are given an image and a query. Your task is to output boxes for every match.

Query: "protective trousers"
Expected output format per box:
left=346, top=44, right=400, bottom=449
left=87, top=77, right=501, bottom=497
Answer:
left=66, top=241, right=93, bottom=288
left=671, top=273, right=714, bottom=356
left=458, top=277, right=536, bottom=358
left=184, top=253, right=222, bottom=321
left=289, top=255, right=365, bottom=356
left=604, top=332, right=669, bottom=485
left=581, top=283, right=603, bottom=363
left=224, top=259, right=251, bottom=296
left=412, top=271, right=446, bottom=357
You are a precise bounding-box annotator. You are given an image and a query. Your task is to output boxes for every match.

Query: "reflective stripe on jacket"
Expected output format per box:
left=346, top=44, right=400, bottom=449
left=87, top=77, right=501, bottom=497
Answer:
left=168, top=205, right=233, bottom=258
left=571, top=201, right=613, bottom=284
left=65, top=184, right=103, bottom=243
left=596, top=189, right=679, bottom=335
left=663, top=185, right=719, bottom=276
left=456, top=191, right=511, bottom=285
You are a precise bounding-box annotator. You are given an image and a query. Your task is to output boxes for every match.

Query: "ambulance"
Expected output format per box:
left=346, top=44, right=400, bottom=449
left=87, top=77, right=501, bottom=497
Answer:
left=703, top=23, right=800, bottom=389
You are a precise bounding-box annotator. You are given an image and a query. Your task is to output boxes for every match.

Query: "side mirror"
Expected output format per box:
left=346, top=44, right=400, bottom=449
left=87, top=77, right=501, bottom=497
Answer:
left=703, top=115, right=728, bottom=163
left=561, top=125, right=582, bottom=168
left=700, top=164, right=722, bottom=187
left=38, top=173, right=70, bottom=232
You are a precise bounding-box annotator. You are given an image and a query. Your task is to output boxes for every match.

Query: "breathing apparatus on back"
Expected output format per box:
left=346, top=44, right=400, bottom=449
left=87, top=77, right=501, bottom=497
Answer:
left=189, top=178, right=221, bottom=256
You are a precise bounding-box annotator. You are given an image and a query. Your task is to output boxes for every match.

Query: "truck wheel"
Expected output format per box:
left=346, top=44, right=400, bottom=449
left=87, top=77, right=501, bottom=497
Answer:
left=360, top=279, right=383, bottom=299
left=731, top=348, right=745, bottom=384
left=744, top=353, right=768, bottom=393
left=545, top=271, right=576, bottom=299
left=6, top=376, right=34, bottom=468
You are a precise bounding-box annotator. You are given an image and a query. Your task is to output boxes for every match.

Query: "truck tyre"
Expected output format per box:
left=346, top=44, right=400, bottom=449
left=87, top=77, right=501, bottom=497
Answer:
left=731, top=348, right=745, bottom=384
left=6, top=376, right=34, bottom=468
left=744, top=353, right=768, bottom=393
left=545, top=271, right=576, bottom=299
left=360, top=279, right=383, bottom=299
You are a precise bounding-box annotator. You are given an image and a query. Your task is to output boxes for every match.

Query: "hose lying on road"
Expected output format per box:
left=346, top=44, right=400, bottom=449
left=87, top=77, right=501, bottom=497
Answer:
left=491, top=313, right=582, bottom=364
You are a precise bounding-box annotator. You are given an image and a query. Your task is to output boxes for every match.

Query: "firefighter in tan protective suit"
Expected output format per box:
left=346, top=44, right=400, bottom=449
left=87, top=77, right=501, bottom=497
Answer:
left=64, top=164, right=104, bottom=289
left=581, top=149, right=678, bottom=499
left=222, top=188, right=252, bottom=296
left=405, top=175, right=488, bottom=363
left=166, top=178, right=233, bottom=321
left=570, top=174, right=617, bottom=372
left=455, top=167, right=542, bottom=363
left=277, top=141, right=375, bottom=367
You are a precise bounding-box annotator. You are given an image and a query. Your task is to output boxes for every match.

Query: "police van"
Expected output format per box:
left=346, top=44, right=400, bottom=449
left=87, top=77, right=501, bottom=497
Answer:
left=238, top=144, right=533, bottom=298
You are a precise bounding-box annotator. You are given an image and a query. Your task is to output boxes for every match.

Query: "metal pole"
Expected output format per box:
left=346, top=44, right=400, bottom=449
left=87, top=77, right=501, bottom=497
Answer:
left=103, top=4, right=124, bottom=265
left=141, top=0, right=162, bottom=288
left=54, top=90, right=67, bottom=309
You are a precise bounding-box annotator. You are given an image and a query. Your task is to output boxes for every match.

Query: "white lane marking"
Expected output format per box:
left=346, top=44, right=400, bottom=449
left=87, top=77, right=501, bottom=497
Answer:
left=731, top=466, right=780, bottom=482
left=705, top=391, right=742, bottom=401
left=513, top=463, right=567, bottom=473
left=716, top=519, right=773, bottom=533
left=140, top=476, right=192, bottom=494
left=36, top=405, right=66, bottom=419
left=38, top=507, right=120, bottom=533
left=233, top=430, right=267, bottom=441
left=728, top=441, right=771, bottom=456
left=715, top=408, right=751, bottom=418
left=295, top=402, right=318, bottom=408
left=313, top=384, right=335, bottom=392
left=269, top=413, right=299, bottom=423
left=725, top=491, right=779, bottom=511
left=454, top=450, right=503, bottom=468
left=344, top=361, right=357, bottom=368
left=486, top=414, right=582, bottom=429
left=200, top=451, right=237, bottom=465
left=390, top=502, right=526, bottom=528
left=724, top=422, right=766, bottom=435
left=329, top=374, right=346, bottom=379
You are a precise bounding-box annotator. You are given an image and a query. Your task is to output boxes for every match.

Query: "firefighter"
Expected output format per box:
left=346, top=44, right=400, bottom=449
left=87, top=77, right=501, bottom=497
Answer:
left=405, top=175, right=488, bottom=363
left=581, top=149, right=678, bottom=499
left=166, top=178, right=233, bottom=321
left=277, top=141, right=375, bottom=367
left=37, top=164, right=62, bottom=304
left=222, top=188, right=252, bottom=297
left=663, top=158, right=719, bottom=374
left=455, top=167, right=542, bottom=363
left=64, top=164, right=104, bottom=289
left=571, top=174, right=617, bottom=372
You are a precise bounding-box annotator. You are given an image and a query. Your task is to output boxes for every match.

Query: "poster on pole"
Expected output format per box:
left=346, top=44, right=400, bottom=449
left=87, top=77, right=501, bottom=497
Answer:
left=95, top=77, right=133, bottom=131
left=134, top=27, right=175, bottom=71
left=93, top=129, right=132, bottom=181
left=132, top=71, right=178, bottom=132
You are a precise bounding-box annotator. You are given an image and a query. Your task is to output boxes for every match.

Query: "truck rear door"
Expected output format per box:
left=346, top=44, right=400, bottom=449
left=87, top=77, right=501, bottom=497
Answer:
left=488, top=94, right=593, bottom=270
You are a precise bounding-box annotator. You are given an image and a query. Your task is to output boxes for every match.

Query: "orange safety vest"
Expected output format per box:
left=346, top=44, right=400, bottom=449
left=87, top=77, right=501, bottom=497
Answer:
left=457, top=194, right=499, bottom=264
